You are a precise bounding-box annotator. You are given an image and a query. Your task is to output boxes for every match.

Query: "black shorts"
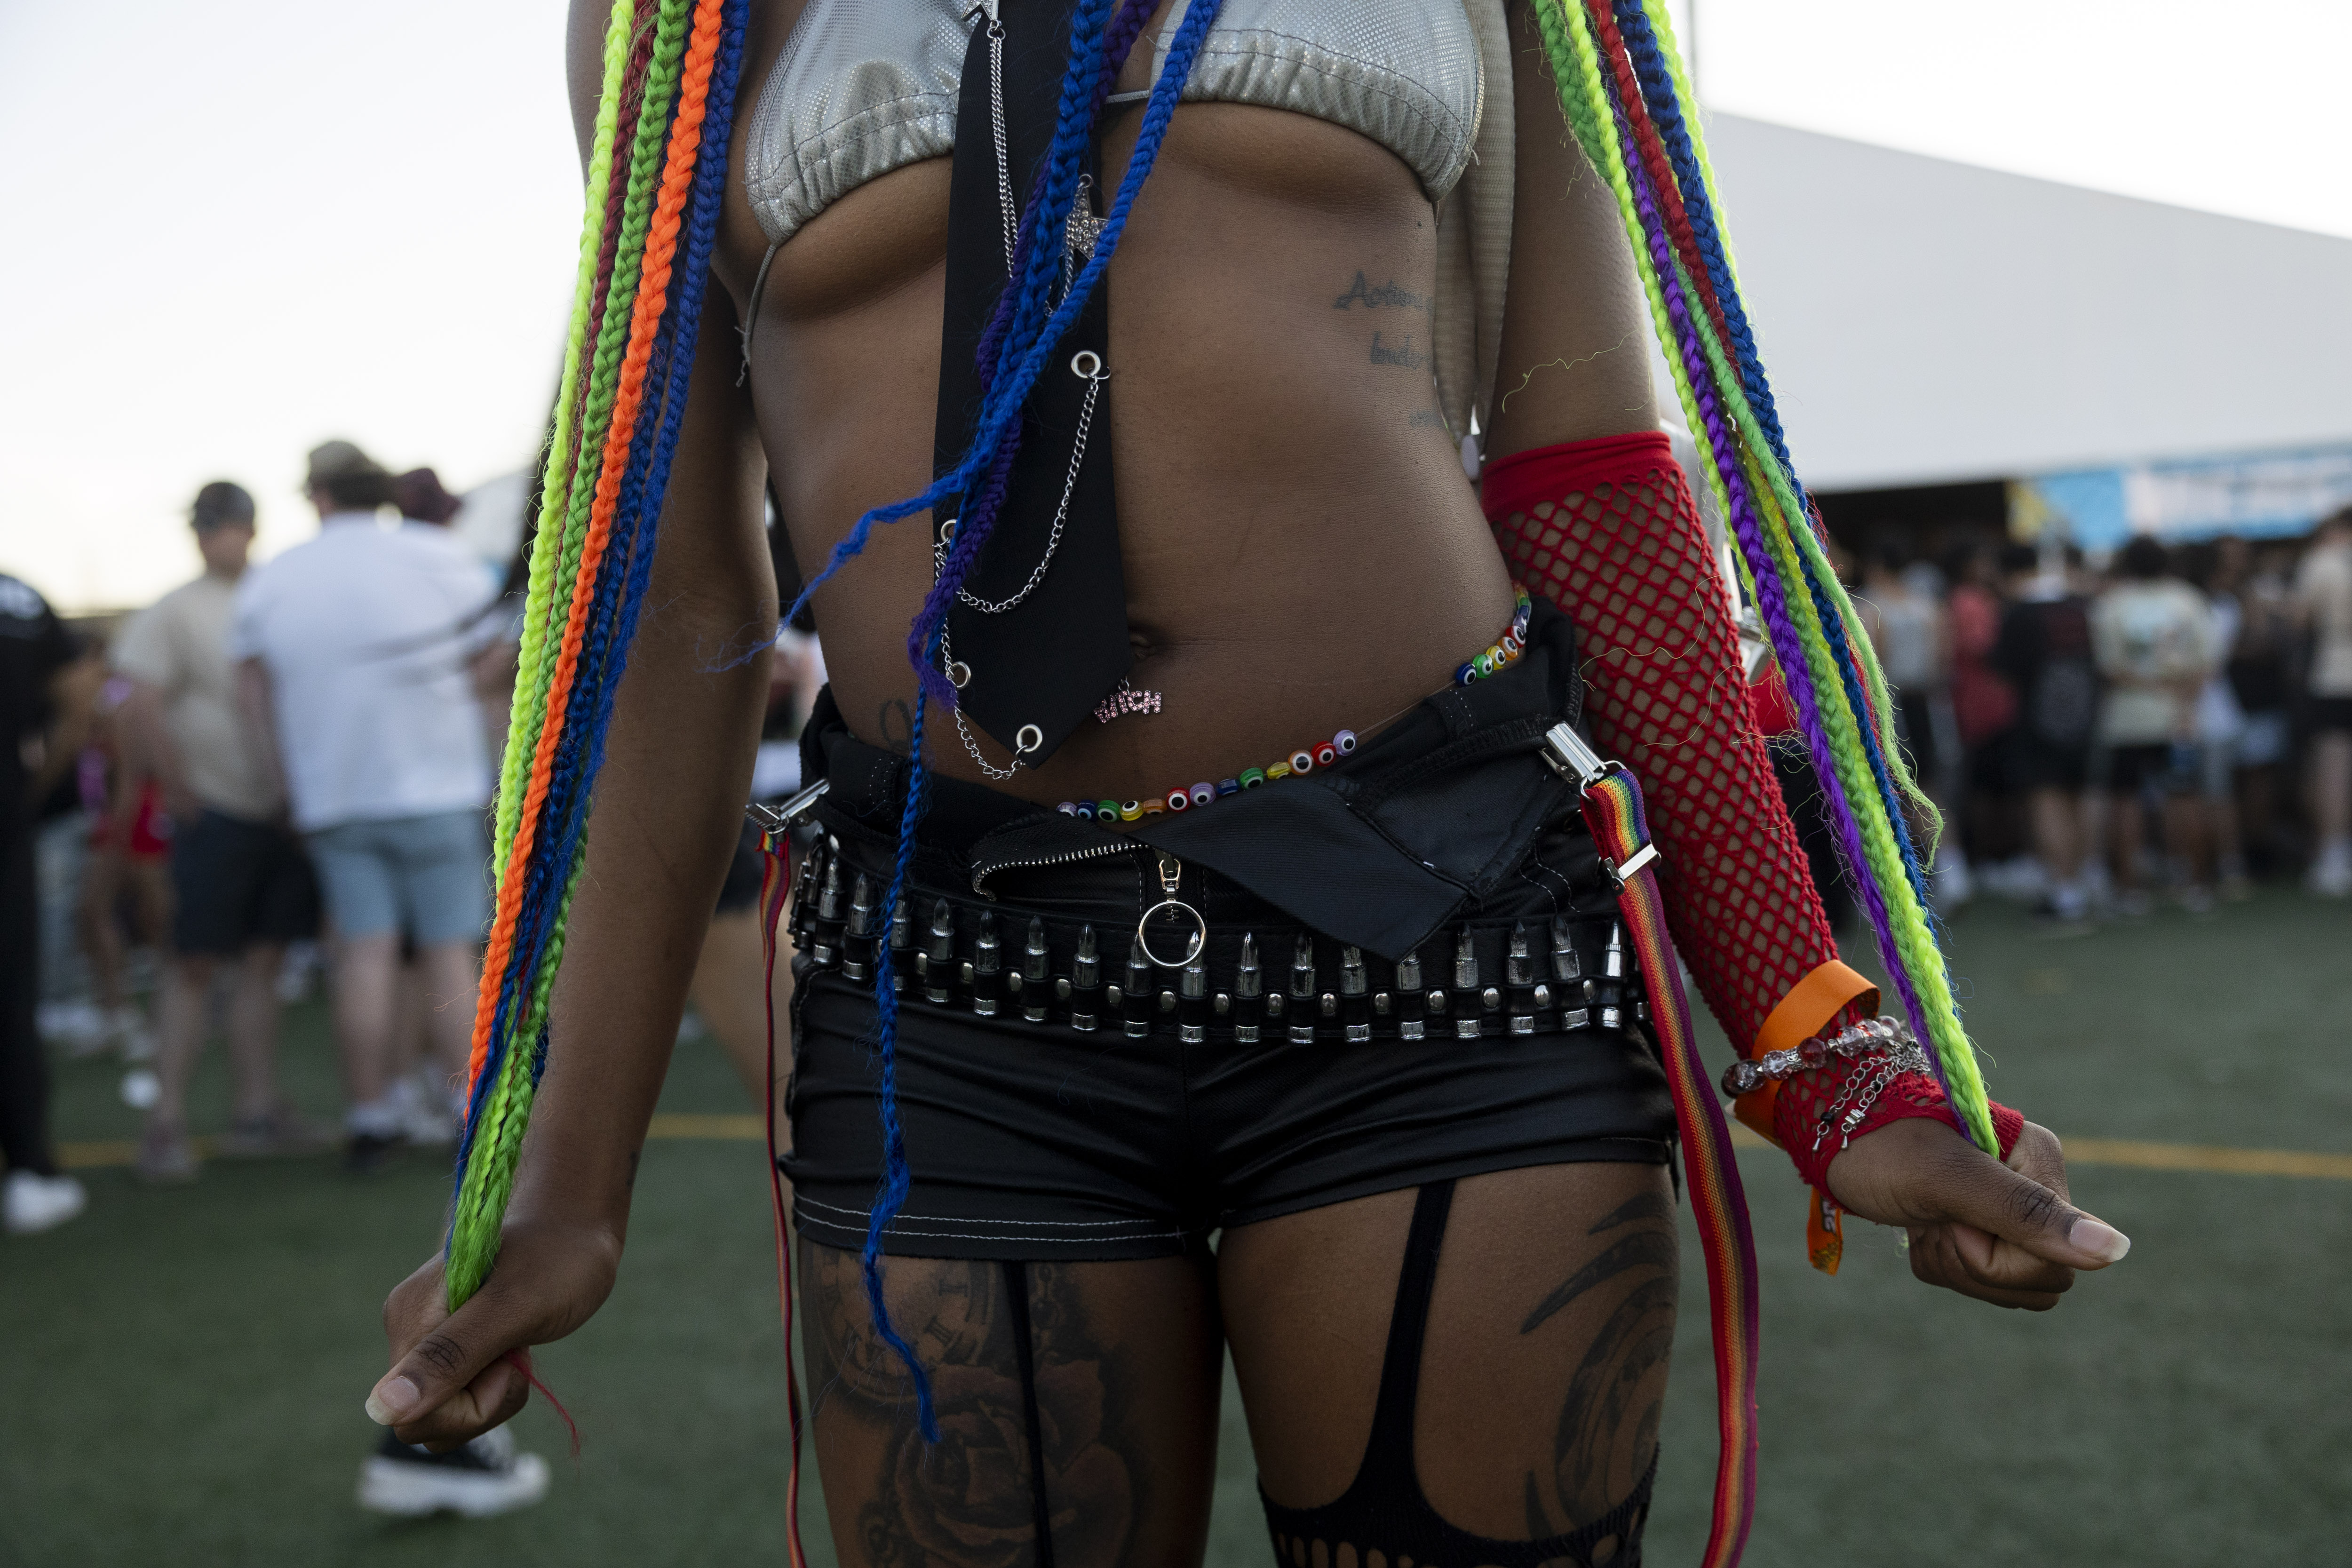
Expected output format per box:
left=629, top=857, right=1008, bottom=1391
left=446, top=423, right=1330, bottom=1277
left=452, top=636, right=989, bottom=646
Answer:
left=170, top=810, right=320, bottom=956
left=2007, top=731, right=2090, bottom=794
left=2309, top=694, right=2352, bottom=736
left=2107, top=741, right=2199, bottom=797
left=780, top=601, right=1676, bottom=1262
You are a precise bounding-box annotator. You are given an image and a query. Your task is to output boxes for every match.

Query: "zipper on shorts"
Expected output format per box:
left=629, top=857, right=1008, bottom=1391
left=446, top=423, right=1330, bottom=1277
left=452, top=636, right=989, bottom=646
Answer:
left=970, top=836, right=1140, bottom=899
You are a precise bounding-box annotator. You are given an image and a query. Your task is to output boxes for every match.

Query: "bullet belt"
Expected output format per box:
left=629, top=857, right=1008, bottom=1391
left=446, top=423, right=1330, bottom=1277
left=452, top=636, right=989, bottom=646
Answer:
left=784, top=835, right=1647, bottom=1046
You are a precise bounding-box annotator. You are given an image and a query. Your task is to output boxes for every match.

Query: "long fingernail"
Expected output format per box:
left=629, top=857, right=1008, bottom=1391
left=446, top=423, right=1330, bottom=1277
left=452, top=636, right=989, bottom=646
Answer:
left=2069, top=1217, right=2130, bottom=1263
left=366, top=1374, right=420, bottom=1425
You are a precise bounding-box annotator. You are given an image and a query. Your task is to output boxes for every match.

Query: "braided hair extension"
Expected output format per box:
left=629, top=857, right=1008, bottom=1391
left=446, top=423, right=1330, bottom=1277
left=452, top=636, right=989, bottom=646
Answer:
left=792, top=0, right=1229, bottom=1441
left=447, top=0, right=749, bottom=1310
left=1529, top=0, right=1994, bottom=1150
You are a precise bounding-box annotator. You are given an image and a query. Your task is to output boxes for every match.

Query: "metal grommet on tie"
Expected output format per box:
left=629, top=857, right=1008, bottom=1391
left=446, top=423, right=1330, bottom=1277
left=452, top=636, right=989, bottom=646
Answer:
left=1016, top=724, right=1044, bottom=755
left=946, top=661, right=972, bottom=689
left=1070, top=350, right=1103, bottom=380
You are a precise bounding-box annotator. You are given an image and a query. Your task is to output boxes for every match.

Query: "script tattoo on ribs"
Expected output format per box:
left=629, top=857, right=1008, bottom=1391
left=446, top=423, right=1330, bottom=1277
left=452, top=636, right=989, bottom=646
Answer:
left=1332, top=270, right=1427, bottom=312
left=800, top=1244, right=1142, bottom=1567
left=1518, top=1186, right=1677, bottom=1533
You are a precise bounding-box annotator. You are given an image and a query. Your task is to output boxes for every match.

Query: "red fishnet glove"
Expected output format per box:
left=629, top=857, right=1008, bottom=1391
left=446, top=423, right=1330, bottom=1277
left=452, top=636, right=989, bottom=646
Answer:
left=1482, top=432, right=1852, bottom=1065
left=1774, top=1063, right=2027, bottom=1191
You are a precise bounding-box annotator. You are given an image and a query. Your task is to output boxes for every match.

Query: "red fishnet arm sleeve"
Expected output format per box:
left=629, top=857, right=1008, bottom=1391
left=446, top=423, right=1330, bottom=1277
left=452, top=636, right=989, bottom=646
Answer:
left=1482, top=433, right=1859, bottom=1126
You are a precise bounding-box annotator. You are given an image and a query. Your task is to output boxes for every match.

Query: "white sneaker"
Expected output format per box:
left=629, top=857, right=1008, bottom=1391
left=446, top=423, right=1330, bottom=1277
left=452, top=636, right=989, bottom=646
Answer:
left=2310, top=848, right=2352, bottom=899
left=4, top=1171, right=88, bottom=1235
left=357, top=1424, right=550, bottom=1518
left=389, top=1074, right=459, bottom=1147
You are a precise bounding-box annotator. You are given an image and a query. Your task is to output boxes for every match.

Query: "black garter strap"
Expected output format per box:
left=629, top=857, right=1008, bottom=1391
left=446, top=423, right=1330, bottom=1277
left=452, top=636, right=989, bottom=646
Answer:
left=1259, top=1179, right=1659, bottom=1567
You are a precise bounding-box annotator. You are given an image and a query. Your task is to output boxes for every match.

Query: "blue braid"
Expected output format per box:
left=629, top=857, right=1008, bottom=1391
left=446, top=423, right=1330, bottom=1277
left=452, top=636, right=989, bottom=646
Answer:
left=785, top=0, right=1223, bottom=640
left=1602, top=21, right=1938, bottom=914
left=453, top=0, right=750, bottom=1191
left=862, top=666, right=937, bottom=1437
left=914, top=0, right=1224, bottom=671
left=849, top=0, right=1227, bottom=1439
left=1614, top=1, right=1795, bottom=480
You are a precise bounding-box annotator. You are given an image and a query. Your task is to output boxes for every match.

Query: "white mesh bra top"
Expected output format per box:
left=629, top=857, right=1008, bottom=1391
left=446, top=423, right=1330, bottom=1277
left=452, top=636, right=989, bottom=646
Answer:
left=743, top=0, right=1485, bottom=246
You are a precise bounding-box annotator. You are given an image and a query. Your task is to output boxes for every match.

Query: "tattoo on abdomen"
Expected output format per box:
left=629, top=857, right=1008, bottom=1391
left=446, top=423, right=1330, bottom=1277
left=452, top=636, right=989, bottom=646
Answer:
left=878, top=699, right=914, bottom=756
left=800, top=1245, right=1141, bottom=1565
left=1518, top=1188, right=1677, bottom=1532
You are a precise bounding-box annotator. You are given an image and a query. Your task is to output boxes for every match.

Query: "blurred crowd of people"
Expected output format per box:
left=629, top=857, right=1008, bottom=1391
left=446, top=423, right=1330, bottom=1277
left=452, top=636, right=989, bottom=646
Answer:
left=1844, top=511, right=2352, bottom=929
left=2, top=439, right=821, bottom=1238
left=2, top=437, right=821, bottom=1517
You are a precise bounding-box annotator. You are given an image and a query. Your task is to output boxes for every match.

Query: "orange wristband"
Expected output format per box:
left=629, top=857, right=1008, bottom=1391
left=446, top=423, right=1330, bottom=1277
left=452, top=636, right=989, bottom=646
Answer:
left=1731, top=958, right=1880, bottom=1144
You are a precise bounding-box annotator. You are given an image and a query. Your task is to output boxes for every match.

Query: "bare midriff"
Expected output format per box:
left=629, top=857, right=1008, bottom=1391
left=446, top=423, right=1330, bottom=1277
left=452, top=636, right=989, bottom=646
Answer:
left=735, top=97, right=1515, bottom=807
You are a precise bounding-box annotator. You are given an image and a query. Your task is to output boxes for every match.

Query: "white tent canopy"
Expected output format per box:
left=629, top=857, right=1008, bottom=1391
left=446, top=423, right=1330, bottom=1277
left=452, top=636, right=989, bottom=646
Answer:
left=1679, top=114, right=2352, bottom=493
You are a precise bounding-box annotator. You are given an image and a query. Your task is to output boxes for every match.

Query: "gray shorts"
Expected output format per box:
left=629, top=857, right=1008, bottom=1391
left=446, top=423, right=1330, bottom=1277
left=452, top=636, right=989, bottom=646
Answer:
left=305, top=810, right=487, bottom=946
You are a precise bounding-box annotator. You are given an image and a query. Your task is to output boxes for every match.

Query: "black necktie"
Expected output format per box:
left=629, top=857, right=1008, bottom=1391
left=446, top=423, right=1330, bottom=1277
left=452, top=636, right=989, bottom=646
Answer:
left=931, top=0, right=1131, bottom=769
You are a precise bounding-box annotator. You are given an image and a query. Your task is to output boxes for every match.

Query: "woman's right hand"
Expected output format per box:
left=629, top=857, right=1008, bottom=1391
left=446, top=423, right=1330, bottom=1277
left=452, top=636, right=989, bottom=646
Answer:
left=366, top=1215, right=624, bottom=1450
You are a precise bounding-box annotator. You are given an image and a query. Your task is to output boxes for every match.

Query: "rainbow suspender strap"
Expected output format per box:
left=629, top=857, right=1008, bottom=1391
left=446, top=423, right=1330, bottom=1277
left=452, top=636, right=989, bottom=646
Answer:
left=1549, top=726, right=1757, bottom=1568
left=447, top=0, right=749, bottom=1309
left=1528, top=0, right=1995, bottom=1154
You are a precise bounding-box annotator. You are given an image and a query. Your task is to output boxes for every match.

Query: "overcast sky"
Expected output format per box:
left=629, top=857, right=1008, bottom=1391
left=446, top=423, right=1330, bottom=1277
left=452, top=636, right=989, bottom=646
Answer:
left=6, top=0, right=2348, bottom=612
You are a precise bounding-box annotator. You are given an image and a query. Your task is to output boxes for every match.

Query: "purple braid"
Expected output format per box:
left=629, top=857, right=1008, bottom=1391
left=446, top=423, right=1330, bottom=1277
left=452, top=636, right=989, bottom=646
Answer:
left=1626, top=146, right=1944, bottom=1075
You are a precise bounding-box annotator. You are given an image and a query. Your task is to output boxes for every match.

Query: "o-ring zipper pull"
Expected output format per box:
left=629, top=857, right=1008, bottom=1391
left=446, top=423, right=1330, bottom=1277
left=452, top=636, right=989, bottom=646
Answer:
left=1136, top=853, right=1207, bottom=969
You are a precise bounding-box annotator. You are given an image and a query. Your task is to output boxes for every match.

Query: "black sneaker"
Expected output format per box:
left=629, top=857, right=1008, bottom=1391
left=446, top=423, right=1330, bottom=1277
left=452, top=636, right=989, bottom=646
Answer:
left=345, top=1132, right=402, bottom=1175
left=357, top=1425, right=549, bottom=1518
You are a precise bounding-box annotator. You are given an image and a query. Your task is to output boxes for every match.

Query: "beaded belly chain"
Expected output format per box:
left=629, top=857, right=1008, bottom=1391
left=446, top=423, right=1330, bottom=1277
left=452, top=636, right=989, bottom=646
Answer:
left=1056, top=586, right=1532, bottom=824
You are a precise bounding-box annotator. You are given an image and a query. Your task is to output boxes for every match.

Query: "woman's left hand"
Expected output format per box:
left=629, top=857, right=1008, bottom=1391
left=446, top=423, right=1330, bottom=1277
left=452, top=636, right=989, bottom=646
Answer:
left=1825, top=1118, right=2130, bottom=1310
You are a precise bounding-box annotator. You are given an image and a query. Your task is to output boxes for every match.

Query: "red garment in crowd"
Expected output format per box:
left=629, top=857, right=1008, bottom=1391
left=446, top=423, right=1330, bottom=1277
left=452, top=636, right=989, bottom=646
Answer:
left=1946, top=582, right=2018, bottom=745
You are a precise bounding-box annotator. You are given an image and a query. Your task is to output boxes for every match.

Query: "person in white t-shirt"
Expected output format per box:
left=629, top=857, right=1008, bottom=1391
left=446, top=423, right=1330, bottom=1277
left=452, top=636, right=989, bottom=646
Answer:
left=2092, top=535, right=2219, bottom=912
left=2293, top=509, right=2352, bottom=896
left=233, top=440, right=498, bottom=1169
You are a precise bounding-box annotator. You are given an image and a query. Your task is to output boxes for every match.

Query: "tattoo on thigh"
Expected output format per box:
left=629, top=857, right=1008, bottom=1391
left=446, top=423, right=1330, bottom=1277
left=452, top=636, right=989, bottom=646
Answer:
left=1518, top=1188, right=1677, bottom=1532
left=801, top=1250, right=1143, bottom=1566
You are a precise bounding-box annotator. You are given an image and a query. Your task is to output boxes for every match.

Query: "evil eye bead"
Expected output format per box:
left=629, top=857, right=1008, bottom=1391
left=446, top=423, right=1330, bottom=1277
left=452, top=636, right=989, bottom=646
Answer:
left=1312, top=742, right=1338, bottom=769
left=1288, top=749, right=1315, bottom=774
left=1166, top=788, right=1192, bottom=812
left=1120, top=800, right=1144, bottom=823
left=1190, top=782, right=1216, bottom=808
left=1455, top=661, right=1478, bottom=684
left=1058, top=801, right=1079, bottom=816
left=1097, top=798, right=1120, bottom=820
left=1217, top=778, right=1241, bottom=797
left=1267, top=761, right=1292, bottom=781
left=1240, top=768, right=1266, bottom=789
left=1141, top=798, right=1165, bottom=816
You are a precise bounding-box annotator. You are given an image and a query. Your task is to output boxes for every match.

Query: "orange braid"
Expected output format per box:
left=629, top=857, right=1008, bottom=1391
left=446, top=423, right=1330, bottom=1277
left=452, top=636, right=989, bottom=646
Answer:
left=464, top=0, right=728, bottom=1093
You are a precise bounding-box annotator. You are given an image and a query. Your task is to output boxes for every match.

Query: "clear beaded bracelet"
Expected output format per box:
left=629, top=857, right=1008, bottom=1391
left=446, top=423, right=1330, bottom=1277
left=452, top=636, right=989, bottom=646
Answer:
left=1718, top=1015, right=1921, bottom=1098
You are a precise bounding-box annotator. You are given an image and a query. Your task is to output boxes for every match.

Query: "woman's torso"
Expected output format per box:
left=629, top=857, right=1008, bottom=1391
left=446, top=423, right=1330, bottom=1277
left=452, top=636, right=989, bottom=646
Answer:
left=722, top=0, right=1517, bottom=807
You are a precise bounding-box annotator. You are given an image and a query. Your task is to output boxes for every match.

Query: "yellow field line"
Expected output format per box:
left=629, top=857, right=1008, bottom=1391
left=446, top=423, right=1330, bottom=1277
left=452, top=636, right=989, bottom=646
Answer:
left=59, top=1117, right=2352, bottom=1181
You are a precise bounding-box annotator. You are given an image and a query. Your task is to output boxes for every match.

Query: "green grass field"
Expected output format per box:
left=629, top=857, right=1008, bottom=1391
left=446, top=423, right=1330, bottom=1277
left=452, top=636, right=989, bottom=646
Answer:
left=5, top=890, right=2349, bottom=1567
